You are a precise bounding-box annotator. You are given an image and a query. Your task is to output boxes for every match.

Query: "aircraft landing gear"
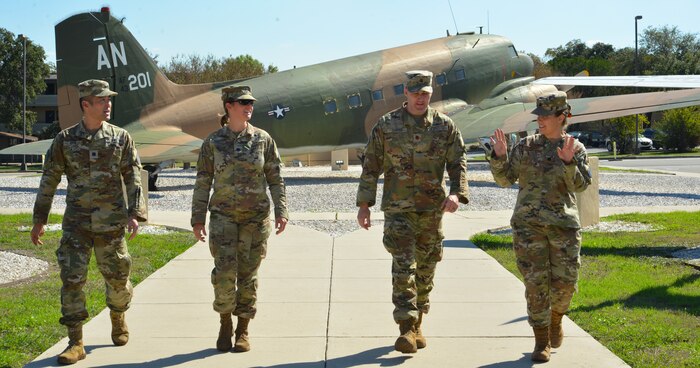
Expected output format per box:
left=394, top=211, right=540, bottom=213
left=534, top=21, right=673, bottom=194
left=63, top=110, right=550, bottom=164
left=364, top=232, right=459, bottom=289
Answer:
left=143, top=165, right=159, bottom=192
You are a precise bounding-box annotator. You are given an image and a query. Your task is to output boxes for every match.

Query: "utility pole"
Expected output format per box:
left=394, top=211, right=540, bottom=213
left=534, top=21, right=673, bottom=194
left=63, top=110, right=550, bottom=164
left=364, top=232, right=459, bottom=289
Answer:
left=634, top=15, right=643, bottom=154
left=19, top=34, right=27, bottom=171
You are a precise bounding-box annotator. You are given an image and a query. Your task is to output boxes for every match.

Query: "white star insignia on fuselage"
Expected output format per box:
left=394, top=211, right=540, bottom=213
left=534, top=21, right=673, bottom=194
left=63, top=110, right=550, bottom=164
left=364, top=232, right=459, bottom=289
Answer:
left=267, top=104, right=291, bottom=119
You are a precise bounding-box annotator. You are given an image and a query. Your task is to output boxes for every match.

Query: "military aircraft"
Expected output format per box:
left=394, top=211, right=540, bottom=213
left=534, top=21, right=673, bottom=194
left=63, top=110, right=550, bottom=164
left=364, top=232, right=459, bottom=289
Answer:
left=4, top=7, right=700, bottom=189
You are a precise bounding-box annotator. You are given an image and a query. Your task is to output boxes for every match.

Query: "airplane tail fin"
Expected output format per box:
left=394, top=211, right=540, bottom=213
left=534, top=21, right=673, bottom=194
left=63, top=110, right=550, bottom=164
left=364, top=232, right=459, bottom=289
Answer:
left=55, top=8, right=212, bottom=129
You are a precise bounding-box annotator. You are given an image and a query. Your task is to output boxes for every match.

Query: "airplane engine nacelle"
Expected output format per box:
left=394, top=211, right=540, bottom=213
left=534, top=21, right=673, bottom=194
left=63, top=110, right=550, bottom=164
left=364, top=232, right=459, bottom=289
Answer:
left=478, top=78, right=559, bottom=111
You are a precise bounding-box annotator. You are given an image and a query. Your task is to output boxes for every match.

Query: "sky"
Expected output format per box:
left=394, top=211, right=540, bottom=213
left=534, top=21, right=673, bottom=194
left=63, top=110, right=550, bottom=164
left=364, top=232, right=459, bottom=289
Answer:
left=1, top=0, right=699, bottom=72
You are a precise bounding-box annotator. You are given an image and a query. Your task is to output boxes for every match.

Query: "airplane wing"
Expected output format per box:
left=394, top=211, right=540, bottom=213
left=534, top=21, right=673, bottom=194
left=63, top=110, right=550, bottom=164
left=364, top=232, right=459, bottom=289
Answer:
left=446, top=88, right=700, bottom=140
left=0, top=139, right=53, bottom=156
left=534, top=75, right=700, bottom=89
left=0, top=129, right=202, bottom=164
left=128, top=129, right=202, bottom=163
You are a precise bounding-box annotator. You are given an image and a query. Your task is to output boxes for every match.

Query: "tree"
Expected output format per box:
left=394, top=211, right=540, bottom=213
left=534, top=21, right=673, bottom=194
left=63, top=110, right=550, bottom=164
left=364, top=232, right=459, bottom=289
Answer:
left=36, top=120, right=61, bottom=140
left=655, top=107, right=700, bottom=152
left=641, top=26, right=700, bottom=75
left=544, top=40, right=618, bottom=97
left=528, top=53, right=553, bottom=79
left=162, top=54, right=278, bottom=84
left=545, top=40, right=616, bottom=76
left=0, top=28, right=50, bottom=135
left=605, top=114, right=650, bottom=154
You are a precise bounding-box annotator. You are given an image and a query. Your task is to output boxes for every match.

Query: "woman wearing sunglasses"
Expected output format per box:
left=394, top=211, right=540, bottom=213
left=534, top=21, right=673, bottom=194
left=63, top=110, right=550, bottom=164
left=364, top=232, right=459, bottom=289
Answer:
left=191, top=85, right=288, bottom=353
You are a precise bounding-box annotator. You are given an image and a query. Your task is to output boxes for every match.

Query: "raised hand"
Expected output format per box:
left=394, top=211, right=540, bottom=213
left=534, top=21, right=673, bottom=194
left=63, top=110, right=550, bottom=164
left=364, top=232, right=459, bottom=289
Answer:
left=490, top=128, right=508, bottom=158
left=557, top=135, right=576, bottom=164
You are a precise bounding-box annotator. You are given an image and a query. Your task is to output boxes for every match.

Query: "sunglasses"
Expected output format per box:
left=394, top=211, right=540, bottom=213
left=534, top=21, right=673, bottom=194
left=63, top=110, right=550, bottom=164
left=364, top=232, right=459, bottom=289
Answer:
left=235, top=100, right=255, bottom=106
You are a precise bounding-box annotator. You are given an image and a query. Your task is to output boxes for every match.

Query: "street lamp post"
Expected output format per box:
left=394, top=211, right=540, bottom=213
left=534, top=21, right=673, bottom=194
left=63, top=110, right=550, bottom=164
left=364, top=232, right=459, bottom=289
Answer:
left=634, top=15, right=643, bottom=154
left=17, top=34, right=28, bottom=171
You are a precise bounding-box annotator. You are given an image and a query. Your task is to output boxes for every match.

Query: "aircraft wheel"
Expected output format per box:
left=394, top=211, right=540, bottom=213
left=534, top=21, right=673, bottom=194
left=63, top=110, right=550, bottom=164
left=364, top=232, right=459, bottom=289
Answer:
left=143, top=165, right=159, bottom=191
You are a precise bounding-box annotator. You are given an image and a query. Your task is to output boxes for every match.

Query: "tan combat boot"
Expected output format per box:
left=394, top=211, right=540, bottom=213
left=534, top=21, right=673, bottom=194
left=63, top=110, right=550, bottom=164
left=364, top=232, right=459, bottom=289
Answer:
left=394, top=319, right=418, bottom=354
left=550, top=311, right=565, bottom=348
left=217, top=313, right=233, bottom=351
left=531, top=326, right=551, bottom=362
left=414, top=313, right=426, bottom=349
left=57, top=325, right=86, bottom=365
left=233, top=317, right=250, bottom=352
left=110, top=311, right=129, bottom=346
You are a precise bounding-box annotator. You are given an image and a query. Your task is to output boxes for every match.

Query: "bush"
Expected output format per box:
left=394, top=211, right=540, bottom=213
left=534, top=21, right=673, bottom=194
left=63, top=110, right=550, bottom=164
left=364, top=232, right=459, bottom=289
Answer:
left=656, top=107, right=700, bottom=152
left=606, top=114, right=650, bottom=153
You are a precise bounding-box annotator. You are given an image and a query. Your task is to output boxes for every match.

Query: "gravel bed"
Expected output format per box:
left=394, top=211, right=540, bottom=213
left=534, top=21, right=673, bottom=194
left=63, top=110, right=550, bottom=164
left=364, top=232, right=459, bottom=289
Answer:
left=2, top=164, right=699, bottom=284
left=4, top=164, right=700, bottom=214
left=3, top=164, right=700, bottom=234
left=488, top=220, right=659, bottom=236
left=0, top=251, right=48, bottom=285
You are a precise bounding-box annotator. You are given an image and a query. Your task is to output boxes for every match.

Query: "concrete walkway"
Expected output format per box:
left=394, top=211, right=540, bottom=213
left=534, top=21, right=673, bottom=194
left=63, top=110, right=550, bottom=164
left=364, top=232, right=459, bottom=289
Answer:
left=19, top=208, right=657, bottom=368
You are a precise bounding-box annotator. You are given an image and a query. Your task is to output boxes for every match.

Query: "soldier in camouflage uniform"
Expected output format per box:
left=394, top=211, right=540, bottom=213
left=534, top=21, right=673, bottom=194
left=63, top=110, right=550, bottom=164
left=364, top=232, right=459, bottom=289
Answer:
left=488, top=91, right=592, bottom=362
left=356, top=71, right=469, bottom=354
left=30, top=79, right=147, bottom=365
left=191, top=85, right=288, bottom=353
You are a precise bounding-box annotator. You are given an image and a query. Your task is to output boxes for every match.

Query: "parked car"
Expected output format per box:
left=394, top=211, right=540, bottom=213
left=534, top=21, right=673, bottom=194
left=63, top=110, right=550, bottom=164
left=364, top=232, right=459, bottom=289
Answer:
left=567, top=131, right=584, bottom=141
left=643, top=128, right=656, bottom=139
left=643, top=128, right=665, bottom=150
left=567, top=131, right=604, bottom=147
left=582, top=131, right=604, bottom=147
left=606, top=135, right=654, bottom=152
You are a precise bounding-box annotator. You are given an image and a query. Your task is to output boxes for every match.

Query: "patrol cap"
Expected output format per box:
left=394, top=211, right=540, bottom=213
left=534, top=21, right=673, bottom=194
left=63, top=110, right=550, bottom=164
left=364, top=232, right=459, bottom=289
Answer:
left=531, top=91, right=571, bottom=116
left=78, top=79, right=118, bottom=98
left=221, top=85, right=257, bottom=102
left=405, top=70, right=433, bottom=93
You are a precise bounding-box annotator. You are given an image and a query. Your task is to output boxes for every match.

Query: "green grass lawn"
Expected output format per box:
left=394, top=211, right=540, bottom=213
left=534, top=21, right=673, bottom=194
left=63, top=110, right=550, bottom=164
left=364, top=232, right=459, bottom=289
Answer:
left=0, top=213, right=195, bottom=368
left=0, top=164, right=43, bottom=172
left=471, top=211, right=700, bottom=368
left=591, top=149, right=700, bottom=159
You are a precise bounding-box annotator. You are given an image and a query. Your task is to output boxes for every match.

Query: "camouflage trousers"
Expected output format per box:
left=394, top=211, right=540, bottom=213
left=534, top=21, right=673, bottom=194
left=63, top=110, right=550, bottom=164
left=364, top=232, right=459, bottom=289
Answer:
left=512, top=224, right=581, bottom=327
left=208, top=213, right=271, bottom=318
left=383, top=211, right=444, bottom=323
left=56, top=228, right=133, bottom=327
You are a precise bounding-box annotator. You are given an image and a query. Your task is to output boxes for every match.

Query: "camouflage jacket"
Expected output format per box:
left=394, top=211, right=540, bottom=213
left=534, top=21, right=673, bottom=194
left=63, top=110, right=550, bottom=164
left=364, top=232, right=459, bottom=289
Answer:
left=489, top=134, right=592, bottom=228
left=33, top=121, right=147, bottom=232
left=357, top=104, right=469, bottom=212
left=191, top=123, right=288, bottom=225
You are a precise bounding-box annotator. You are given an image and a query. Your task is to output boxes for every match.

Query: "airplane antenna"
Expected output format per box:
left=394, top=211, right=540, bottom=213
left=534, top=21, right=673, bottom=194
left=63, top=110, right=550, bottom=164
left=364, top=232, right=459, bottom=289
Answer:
left=447, top=0, right=459, bottom=34
left=446, top=58, right=460, bottom=74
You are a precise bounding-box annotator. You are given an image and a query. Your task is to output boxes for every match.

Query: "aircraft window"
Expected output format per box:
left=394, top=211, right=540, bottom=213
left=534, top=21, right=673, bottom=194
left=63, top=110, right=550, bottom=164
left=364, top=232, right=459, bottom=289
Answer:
left=372, top=89, right=384, bottom=101
left=435, top=73, right=447, bottom=86
left=348, top=93, right=362, bottom=108
left=324, top=99, right=338, bottom=115
left=508, top=45, right=518, bottom=58
left=455, top=69, right=466, bottom=81
left=393, top=84, right=404, bottom=96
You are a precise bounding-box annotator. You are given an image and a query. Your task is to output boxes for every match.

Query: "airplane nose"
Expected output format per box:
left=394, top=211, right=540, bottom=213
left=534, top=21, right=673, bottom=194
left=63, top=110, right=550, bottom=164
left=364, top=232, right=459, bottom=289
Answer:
left=515, top=53, right=534, bottom=77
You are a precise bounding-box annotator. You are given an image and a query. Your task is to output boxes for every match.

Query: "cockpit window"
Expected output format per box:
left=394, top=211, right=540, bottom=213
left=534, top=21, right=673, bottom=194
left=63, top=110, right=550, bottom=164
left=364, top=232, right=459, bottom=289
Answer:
left=393, top=84, right=404, bottom=96
left=508, top=45, right=518, bottom=58
left=455, top=69, right=465, bottom=81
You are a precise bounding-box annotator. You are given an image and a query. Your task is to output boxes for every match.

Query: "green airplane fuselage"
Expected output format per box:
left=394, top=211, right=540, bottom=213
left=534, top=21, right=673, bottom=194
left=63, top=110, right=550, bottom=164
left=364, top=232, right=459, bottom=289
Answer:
left=54, top=9, right=533, bottom=162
